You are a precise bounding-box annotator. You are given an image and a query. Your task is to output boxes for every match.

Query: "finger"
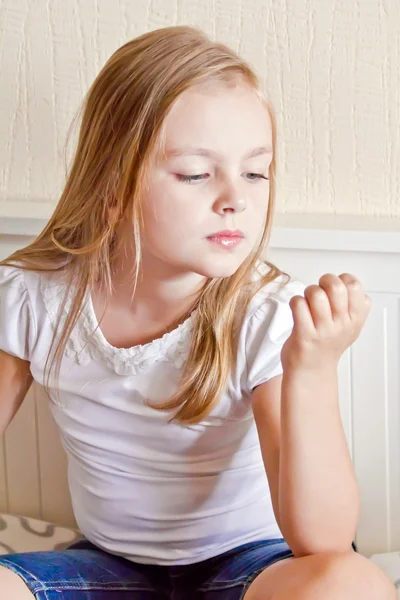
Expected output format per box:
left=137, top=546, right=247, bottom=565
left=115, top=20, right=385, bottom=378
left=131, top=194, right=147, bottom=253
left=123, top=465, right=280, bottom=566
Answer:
left=318, top=274, right=348, bottom=320
left=338, top=273, right=370, bottom=320
left=290, top=294, right=316, bottom=337
left=304, top=285, right=332, bottom=328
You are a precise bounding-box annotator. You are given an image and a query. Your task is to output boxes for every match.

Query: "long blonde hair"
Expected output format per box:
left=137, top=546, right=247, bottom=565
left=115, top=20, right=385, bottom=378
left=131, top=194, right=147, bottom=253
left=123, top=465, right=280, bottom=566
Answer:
left=1, top=26, right=284, bottom=424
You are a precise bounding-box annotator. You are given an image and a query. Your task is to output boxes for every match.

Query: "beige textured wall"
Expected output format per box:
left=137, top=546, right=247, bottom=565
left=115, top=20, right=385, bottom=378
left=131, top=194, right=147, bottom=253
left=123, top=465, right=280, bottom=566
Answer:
left=0, top=0, right=399, bottom=221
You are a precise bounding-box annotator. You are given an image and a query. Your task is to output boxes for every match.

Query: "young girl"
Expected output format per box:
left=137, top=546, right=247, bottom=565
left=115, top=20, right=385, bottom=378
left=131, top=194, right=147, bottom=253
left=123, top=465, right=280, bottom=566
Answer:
left=0, top=25, right=395, bottom=600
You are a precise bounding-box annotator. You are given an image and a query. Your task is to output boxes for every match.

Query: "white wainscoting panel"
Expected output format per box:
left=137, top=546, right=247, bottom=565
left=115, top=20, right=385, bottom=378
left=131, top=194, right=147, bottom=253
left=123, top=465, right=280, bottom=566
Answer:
left=0, top=221, right=399, bottom=555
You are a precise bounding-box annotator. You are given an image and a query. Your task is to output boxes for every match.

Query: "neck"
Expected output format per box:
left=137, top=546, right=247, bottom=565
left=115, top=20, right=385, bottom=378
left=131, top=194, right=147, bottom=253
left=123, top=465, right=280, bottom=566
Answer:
left=108, top=235, right=207, bottom=322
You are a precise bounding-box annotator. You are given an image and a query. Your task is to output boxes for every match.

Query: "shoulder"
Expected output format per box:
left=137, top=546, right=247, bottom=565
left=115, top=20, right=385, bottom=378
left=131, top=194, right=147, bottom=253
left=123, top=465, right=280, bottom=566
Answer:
left=0, top=262, right=54, bottom=310
left=0, top=263, right=66, bottom=356
left=0, top=262, right=27, bottom=286
left=235, top=262, right=306, bottom=391
left=243, top=261, right=306, bottom=335
left=0, top=262, right=36, bottom=305
left=0, top=263, right=41, bottom=360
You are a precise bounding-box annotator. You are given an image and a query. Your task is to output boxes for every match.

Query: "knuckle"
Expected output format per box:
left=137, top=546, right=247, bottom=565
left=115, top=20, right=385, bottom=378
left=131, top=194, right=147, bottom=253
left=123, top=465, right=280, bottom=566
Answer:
left=331, top=280, right=347, bottom=294
left=319, top=273, right=338, bottom=287
left=318, top=275, right=346, bottom=295
left=339, top=273, right=361, bottom=288
left=290, top=295, right=303, bottom=307
left=305, top=284, right=324, bottom=298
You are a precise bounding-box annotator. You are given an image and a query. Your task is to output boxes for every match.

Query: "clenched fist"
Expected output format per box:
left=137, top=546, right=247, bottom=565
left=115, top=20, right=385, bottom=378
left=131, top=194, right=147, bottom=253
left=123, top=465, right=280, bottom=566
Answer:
left=281, top=274, right=371, bottom=372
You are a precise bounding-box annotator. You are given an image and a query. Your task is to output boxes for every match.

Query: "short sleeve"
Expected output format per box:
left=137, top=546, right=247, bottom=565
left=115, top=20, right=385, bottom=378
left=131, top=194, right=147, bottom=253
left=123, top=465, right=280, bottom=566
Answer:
left=245, top=279, right=306, bottom=390
left=0, top=265, right=36, bottom=361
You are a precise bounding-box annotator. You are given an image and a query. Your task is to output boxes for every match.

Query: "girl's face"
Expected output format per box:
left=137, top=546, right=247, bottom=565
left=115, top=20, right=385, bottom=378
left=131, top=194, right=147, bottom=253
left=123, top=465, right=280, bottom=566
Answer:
left=140, top=82, right=273, bottom=280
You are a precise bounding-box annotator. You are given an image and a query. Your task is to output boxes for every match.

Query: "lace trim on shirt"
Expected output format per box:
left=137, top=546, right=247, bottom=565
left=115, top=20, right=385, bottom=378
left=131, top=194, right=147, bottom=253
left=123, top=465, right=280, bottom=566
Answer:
left=40, top=274, right=195, bottom=376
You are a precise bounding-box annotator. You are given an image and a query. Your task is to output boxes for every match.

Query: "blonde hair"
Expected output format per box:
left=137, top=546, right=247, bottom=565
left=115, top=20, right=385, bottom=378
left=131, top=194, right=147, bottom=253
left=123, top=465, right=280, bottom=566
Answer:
left=1, top=26, right=285, bottom=425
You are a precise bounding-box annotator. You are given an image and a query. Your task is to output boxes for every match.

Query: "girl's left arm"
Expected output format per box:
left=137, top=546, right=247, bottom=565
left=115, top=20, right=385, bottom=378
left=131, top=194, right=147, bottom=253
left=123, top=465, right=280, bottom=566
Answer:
left=252, top=273, right=370, bottom=558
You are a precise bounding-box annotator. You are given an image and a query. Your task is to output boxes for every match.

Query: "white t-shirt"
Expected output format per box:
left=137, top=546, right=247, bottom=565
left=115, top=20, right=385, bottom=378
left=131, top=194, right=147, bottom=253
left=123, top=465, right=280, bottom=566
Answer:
left=0, top=262, right=305, bottom=565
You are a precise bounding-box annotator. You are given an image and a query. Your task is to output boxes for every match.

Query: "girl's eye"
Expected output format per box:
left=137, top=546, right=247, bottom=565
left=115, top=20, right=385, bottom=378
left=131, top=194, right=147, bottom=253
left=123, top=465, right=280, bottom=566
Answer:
left=175, top=173, right=269, bottom=184
left=243, top=173, right=269, bottom=182
left=176, top=174, right=209, bottom=184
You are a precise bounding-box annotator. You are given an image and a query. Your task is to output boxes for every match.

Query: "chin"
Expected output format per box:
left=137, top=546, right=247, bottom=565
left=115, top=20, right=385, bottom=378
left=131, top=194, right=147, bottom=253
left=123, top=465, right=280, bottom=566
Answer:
left=191, top=257, right=244, bottom=280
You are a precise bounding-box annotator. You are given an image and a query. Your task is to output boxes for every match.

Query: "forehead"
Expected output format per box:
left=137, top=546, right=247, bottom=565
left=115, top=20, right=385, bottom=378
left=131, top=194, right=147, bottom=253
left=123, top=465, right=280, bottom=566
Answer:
left=157, top=84, right=273, bottom=160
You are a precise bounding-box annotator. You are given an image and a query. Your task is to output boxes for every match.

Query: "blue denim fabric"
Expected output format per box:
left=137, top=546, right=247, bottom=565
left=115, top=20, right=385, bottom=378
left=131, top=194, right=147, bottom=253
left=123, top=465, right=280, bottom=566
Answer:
left=0, top=538, right=294, bottom=599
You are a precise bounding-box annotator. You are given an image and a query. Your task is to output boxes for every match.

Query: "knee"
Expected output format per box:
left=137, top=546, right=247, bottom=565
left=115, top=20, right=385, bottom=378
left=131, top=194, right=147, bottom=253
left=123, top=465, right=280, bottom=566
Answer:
left=245, top=550, right=397, bottom=600
left=309, top=550, right=397, bottom=600
left=0, top=565, right=34, bottom=599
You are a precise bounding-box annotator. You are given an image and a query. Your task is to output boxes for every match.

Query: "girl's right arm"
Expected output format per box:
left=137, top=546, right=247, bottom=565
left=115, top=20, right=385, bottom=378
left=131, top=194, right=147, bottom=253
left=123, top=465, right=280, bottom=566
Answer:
left=0, top=350, right=33, bottom=435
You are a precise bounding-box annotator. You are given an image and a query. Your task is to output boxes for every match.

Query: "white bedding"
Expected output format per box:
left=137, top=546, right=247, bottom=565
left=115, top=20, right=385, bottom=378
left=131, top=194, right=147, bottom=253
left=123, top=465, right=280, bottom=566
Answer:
left=0, top=513, right=81, bottom=554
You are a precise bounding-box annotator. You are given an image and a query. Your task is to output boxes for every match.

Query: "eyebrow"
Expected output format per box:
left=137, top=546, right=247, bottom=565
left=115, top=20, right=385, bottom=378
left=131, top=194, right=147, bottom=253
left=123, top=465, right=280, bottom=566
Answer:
left=165, top=146, right=273, bottom=160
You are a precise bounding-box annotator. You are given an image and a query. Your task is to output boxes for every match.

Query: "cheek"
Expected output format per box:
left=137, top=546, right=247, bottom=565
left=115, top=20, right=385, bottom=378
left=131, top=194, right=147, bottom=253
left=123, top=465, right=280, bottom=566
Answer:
left=141, top=187, right=175, bottom=229
left=253, top=191, right=270, bottom=221
left=140, top=192, right=200, bottom=254
left=143, top=200, right=185, bottom=234
left=142, top=183, right=205, bottom=230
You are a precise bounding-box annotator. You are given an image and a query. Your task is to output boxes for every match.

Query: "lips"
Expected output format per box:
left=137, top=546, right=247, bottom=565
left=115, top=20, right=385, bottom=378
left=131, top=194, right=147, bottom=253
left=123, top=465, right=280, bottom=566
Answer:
left=206, top=230, right=244, bottom=249
left=207, top=229, right=244, bottom=238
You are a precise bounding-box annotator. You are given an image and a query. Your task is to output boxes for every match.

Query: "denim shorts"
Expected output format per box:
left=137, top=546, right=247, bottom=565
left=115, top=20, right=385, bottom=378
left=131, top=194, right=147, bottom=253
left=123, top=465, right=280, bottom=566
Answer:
left=0, top=537, right=294, bottom=599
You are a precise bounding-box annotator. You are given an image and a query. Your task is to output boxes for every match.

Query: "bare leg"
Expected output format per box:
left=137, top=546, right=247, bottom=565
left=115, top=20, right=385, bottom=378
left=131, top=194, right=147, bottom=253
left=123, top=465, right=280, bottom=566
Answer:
left=244, top=550, right=397, bottom=600
left=0, top=566, right=35, bottom=599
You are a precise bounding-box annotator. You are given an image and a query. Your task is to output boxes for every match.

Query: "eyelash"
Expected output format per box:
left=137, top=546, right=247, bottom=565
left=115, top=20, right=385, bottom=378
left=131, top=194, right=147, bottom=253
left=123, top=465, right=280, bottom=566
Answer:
left=176, top=173, right=269, bottom=184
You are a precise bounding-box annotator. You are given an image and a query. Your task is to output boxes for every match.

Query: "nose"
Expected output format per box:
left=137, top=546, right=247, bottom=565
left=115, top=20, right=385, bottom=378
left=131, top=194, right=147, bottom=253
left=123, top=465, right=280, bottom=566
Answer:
left=214, top=180, right=246, bottom=214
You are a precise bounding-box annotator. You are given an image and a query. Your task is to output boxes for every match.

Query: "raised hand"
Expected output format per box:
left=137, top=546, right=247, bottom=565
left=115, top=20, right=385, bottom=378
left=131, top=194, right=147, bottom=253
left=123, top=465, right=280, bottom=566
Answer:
left=281, top=274, right=371, bottom=372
